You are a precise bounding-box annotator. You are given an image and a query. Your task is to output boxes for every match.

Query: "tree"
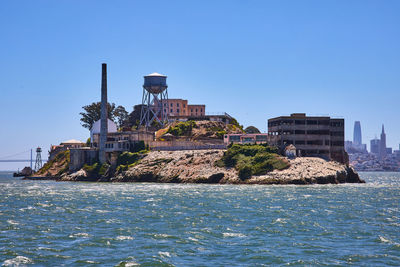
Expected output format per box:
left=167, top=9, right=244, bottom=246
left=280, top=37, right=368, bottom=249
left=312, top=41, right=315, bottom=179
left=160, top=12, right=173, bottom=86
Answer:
left=114, top=105, right=129, bottom=128
left=244, top=126, right=261, bottom=134
left=126, top=104, right=144, bottom=129
left=79, top=102, right=129, bottom=129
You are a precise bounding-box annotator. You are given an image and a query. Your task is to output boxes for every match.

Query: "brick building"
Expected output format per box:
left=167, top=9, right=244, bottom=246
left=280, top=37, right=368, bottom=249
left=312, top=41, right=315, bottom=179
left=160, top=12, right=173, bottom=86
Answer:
left=161, top=99, right=205, bottom=117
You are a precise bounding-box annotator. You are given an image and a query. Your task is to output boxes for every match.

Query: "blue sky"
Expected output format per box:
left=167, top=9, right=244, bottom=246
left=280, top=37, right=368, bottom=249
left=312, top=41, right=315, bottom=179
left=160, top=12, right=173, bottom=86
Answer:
left=1, top=0, right=399, bottom=170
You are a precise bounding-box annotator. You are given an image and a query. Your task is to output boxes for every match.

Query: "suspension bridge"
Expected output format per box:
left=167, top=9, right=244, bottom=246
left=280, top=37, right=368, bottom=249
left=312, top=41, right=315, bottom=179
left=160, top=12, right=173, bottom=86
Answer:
left=0, top=149, right=47, bottom=171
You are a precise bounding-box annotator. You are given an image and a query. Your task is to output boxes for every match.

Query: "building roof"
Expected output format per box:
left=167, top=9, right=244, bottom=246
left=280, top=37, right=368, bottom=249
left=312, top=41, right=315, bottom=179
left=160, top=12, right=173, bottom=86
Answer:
left=61, top=139, right=84, bottom=144
left=145, top=72, right=167, bottom=77
left=285, top=144, right=296, bottom=150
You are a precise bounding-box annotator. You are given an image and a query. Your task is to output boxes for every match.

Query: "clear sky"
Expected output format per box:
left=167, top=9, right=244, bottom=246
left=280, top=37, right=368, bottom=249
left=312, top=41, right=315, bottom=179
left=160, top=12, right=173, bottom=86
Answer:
left=1, top=0, right=399, bottom=170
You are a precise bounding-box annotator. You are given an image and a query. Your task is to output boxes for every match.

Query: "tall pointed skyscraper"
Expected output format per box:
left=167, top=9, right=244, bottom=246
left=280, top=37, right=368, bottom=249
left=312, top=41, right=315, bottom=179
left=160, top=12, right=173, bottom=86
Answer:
left=379, top=124, right=387, bottom=160
left=353, top=121, right=362, bottom=145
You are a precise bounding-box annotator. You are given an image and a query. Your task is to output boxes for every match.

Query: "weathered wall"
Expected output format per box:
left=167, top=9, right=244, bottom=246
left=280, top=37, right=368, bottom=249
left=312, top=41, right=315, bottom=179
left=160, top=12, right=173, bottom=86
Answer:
left=69, top=148, right=98, bottom=172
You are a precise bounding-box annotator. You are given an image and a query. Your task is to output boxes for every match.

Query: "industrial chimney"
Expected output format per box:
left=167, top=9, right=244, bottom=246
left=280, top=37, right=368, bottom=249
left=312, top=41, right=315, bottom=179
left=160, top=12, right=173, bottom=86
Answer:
left=99, top=63, right=108, bottom=164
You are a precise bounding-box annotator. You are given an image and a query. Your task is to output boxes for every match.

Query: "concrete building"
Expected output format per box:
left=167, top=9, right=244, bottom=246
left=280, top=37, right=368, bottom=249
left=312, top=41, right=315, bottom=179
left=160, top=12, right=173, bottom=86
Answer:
left=268, top=113, right=346, bottom=163
left=223, top=133, right=269, bottom=145
left=91, top=130, right=154, bottom=152
left=90, top=119, right=118, bottom=143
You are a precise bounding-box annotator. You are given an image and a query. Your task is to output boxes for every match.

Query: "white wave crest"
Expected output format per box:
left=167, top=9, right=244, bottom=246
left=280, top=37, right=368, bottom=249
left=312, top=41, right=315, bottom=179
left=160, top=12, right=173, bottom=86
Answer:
left=116, top=235, right=134, bottom=240
left=69, top=232, right=90, bottom=238
left=7, top=220, right=19, bottom=225
left=223, top=232, right=246, bottom=238
left=158, top=251, right=171, bottom=258
left=3, top=256, right=33, bottom=266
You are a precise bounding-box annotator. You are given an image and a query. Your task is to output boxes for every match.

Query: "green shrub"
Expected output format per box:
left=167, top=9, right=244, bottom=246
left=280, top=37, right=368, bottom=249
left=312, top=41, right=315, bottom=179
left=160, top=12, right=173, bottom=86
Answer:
left=218, top=144, right=289, bottom=180
left=83, top=162, right=109, bottom=177
left=98, top=163, right=110, bottom=176
left=37, top=150, right=70, bottom=175
left=131, top=140, right=146, bottom=152
left=167, top=121, right=196, bottom=136
left=115, top=151, right=147, bottom=173
left=230, top=118, right=244, bottom=131
left=117, top=151, right=140, bottom=166
left=238, top=165, right=252, bottom=180
left=216, top=130, right=227, bottom=139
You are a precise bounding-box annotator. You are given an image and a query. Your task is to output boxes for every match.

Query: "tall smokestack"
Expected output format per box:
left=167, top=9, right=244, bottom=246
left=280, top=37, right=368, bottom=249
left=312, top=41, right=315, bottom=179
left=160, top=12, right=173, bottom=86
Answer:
left=99, top=63, right=108, bottom=164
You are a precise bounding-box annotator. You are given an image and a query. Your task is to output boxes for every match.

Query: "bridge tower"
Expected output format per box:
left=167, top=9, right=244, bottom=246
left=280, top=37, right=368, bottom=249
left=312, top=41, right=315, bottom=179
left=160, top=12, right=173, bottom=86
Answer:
left=34, top=147, right=42, bottom=171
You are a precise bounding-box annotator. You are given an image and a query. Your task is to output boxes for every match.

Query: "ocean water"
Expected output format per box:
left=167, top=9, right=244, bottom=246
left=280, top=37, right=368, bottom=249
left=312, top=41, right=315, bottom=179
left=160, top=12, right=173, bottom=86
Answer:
left=0, top=172, right=399, bottom=266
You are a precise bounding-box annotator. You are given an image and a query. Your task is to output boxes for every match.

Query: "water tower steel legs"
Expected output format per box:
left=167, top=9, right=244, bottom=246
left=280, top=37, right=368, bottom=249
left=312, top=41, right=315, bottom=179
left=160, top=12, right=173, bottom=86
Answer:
left=140, top=91, right=168, bottom=128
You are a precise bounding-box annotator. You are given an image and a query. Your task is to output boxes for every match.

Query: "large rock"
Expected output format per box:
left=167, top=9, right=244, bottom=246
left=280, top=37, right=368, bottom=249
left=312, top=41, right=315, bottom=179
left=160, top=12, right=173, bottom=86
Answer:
left=246, top=157, right=364, bottom=184
left=113, top=150, right=239, bottom=183
left=111, top=150, right=364, bottom=185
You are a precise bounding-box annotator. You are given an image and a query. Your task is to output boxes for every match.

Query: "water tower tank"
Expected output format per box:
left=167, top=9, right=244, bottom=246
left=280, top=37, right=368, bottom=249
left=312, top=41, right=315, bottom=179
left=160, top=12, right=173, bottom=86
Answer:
left=143, top=72, right=167, bottom=94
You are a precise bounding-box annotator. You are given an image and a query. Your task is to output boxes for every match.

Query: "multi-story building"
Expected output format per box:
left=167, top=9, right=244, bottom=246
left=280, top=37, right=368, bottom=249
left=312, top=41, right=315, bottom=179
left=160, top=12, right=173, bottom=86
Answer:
left=160, top=99, right=205, bottom=117
left=370, top=138, right=380, bottom=154
left=353, top=121, right=362, bottom=145
left=188, top=104, right=206, bottom=117
left=268, top=113, right=346, bottom=163
left=157, top=98, right=233, bottom=124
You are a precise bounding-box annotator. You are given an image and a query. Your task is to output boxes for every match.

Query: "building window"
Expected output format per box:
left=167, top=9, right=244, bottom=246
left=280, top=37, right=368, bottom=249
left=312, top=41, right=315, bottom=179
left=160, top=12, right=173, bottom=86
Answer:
left=170, top=109, right=173, bottom=112
left=177, top=103, right=179, bottom=107
left=196, top=109, right=198, bottom=112
left=177, top=109, right=180, bottom=114
left=183, top=104, right=186, bottom=108
left=200, top=108, right=203, bottom=112
left=229, top=135, right=241, bottom=142
left=325, top=140, right=330, bottom=145
left=191, top=109, right=193, bottom=112
left=295, top=120, right=305, bottom=125
left=170, top=103, right=173, bottom=107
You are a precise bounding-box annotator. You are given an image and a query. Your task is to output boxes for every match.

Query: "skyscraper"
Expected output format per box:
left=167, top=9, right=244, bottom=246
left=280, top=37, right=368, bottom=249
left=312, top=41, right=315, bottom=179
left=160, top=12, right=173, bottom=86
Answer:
left=379, top=124, right=387, bottom=160
left=370, top=138, right=380, bottom=154
left=353, top=121, right=362, bottom=145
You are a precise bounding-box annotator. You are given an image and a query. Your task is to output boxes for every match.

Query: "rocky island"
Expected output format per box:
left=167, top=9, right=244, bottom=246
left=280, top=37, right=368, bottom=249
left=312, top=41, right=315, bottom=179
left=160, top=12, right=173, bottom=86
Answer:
left=28, top=64, right=365, bottom=185
left=32, top=143, right=364, bottom=185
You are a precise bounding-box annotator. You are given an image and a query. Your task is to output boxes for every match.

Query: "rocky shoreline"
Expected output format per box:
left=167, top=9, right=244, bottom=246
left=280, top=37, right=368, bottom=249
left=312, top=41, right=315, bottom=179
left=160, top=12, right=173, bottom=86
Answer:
left=30, top=150, right=365, bottom=185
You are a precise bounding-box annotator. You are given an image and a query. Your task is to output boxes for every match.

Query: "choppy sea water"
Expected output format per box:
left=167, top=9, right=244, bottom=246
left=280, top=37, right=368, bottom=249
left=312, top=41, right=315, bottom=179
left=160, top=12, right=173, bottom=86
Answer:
left=0, top=172, right=399, bottom=266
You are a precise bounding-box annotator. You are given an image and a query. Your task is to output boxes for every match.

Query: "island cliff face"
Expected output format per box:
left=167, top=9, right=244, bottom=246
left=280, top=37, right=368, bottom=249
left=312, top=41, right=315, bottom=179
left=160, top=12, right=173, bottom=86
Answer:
left=60, top=150, right=364, bottom=184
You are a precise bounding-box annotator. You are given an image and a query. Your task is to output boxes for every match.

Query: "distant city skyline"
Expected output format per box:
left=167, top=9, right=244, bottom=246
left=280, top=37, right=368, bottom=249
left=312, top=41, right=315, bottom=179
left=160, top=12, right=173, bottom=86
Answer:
left=1, top=0, right=400, bottom=170
left=348, top=121, right=398, bottom=152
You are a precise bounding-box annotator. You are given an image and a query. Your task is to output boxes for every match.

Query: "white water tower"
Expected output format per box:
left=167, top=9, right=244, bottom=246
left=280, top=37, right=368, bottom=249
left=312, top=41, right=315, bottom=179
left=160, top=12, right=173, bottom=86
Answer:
left=139, top=72, right=169, bottom=127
